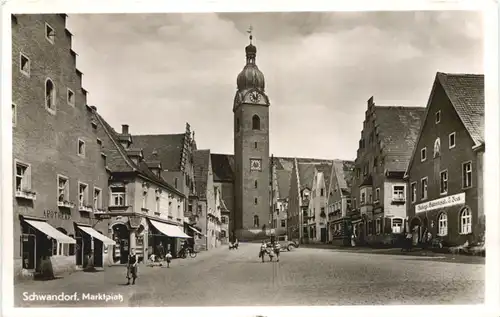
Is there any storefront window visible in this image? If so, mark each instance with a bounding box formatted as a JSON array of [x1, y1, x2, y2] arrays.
[[392, 218, 403, 233]]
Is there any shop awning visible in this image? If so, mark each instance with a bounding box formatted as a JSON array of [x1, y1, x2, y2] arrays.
[[77, 225, 116, 246], [189, 225, 204, 236], [150, 220, 191, 239], [24, 219, 76, 244]]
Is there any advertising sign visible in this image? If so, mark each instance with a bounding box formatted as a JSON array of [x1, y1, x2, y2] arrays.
[[415, 193, 466, 213]]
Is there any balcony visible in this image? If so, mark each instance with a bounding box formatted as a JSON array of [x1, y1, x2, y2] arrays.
[[58, 200, 75, 209], [108, 205, 130, 212], [94, 208, 107, 214], [15, 189, 37, 201], [79, 204, 93, 213]]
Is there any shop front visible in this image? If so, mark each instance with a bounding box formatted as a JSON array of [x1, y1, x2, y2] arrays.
[[74, 223, 116, 269], [148, 219, 191, 258], [19, 216, 76, 278]]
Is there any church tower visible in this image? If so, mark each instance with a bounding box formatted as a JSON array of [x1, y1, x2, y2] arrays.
[[233, 30, 270, 240]]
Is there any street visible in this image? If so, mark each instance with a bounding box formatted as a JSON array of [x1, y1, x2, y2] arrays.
[[14, 243, 484, 307]]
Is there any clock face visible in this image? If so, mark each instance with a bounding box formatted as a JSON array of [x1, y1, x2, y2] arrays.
[[250, 159, 262, 171], [249, 91, 261, 103]]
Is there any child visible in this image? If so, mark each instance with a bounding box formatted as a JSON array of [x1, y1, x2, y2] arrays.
[[165, 251, 172, 268]]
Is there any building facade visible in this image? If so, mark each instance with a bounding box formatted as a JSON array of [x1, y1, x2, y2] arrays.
[[12, 14, 114, 280], [270, 168, 292, 237], [350, 97, 425, 246], [327, 160, 354, 245], [405, 72, 485, 247], [93, 119, 189, 262], [233, 35, 271, 240], [305, 164, 332, 243]]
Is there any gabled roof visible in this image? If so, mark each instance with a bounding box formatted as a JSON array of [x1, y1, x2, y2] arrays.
[[437, 72, 484, 146], [132, 134, 186, 171], [193, 150, 211, 200], [276, 169, 292, 199], [297, 163, 317, 190], [405, 72, 484, 177], [315, 163, 333, 191], [332, 159, 355, 191], [93, 113, 183, 196], [375, 106, 426, 172]]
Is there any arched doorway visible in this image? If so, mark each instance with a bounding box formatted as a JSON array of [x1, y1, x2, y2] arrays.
[[112, 223, 130, 264]]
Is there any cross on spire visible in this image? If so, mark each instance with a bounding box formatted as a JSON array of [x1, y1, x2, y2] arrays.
[[247, 25, 253, 44]]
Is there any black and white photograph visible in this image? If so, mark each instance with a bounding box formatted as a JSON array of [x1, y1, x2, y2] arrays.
[[1, 0, 499, 316]]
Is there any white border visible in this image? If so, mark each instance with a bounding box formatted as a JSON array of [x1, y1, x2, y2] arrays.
[[2, 1, 499, 317]]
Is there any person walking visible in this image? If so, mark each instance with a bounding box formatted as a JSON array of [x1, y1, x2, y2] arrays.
[[274, 240, 281, 262], [165, 251, 172, 268], [259, 240, 267, 262], [157, 242, 165, 261], [126, 250, 138, 285]]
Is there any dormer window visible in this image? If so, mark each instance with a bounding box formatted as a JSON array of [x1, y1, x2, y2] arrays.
[[45, 23, 55, 43], [435, 110, 441, 124]]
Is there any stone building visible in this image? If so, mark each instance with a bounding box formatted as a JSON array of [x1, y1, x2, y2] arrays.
[[305, 163, 333, 243], [132, 125, 200, 238], [327, 160, 355, 245], [350, 97, 425, 246], [92, 118, 190, 262], [12, 14, 114, 280], [404, 72, 484, 247]]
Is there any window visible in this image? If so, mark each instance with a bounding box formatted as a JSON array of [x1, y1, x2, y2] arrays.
[[54, 228, 70, 256], [253, 215, 259, 227], [236, 118, 240, 133], [353, 198, 357, 209], [460, 207, 472, 234], [174, 178, 178, 188], [375, 188, 380, 202], [440, 170, 448, 195], [67, 88, 75, 106], [57, 175, 69, 203], [77, 139, 85, 157], [110, 187, 126, 206], [410, 182, 417, 203], [421, 177, 428, 200], [252, 115, 260, 130], [392, 218, 403, 233], [361, 193, 365, 204], [320, 188, 324, 196], [78, 183, 88, 207], [375, 219, 381, 235], [222, 217, 226, 224], [449, 132, 456, 149], [254, 197, 258, 205], [20, 53, 30, 76], [254, 180, 258, 189], [12, 103, 17, 127], [93, 187, 102, 210], [197, 205, 202, 214], [142, 189, 148, 209], [393, 186, 405, 201], [368, 221, 373, 235], [420, 147, 427, 162], [154, 195, 160, 214], [45, 23, 55, 43], [435, 110, 441, 124], [97, 138, 102, 147], [438, 213, 448, 236], [433, 137, 441, 158], [281, 219, 286, 227], [45, 79, 56, 111], [254, 142, 257, 149], [15, 161, 31, 192], [463, 161, 472, 188]]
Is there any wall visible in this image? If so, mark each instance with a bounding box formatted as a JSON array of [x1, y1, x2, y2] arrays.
[[12, 14, 111, 279]]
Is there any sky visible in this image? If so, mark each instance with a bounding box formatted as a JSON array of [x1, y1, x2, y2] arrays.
[[66, 11, 484, 161]]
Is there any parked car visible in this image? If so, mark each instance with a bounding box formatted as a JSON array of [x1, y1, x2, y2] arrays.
[[276, 235, 299, 251]]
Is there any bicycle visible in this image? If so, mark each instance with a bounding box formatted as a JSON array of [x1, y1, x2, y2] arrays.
[[178, 247, 197, 259]]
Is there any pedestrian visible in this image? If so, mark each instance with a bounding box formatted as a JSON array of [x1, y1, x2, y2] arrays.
[[259, 240, 267, 262], [274, 241, 281, 262], [165, 251, 172, 268], [157, 242, 165, 261], [351, 232, 357, 247], [126, 250, 138, 285]]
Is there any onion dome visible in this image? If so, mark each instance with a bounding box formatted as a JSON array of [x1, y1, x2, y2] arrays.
[[236, 34, 265, 91]]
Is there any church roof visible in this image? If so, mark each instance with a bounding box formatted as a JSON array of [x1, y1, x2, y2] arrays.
[[193, 150, 211, 200], [131, 134, 186, 171], [211, 153, 235, 182], [276, 169, 292, 199]]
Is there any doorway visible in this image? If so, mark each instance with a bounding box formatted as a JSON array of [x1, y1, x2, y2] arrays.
[[320, 228, 327, 243], [113, 224, 130, 264]]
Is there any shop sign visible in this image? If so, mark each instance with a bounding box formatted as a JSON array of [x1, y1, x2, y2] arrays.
[[43, 209, 71, 220], [415, 193, 466, 214]]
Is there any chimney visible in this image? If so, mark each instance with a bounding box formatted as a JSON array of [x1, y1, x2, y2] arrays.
[[90, 105, 97, 112], [122, 124, 129, 135]]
